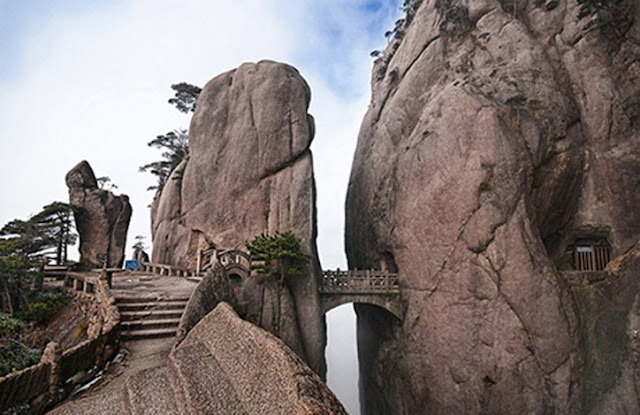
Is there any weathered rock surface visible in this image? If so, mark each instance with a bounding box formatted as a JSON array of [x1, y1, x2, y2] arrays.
[[346, 0, 639, 413], [570, 244, 640, 414], [151, 60, 325, 375], [176, 262, 308, 361], [125, 303, 345, 415], [66, 161, 132, 270]]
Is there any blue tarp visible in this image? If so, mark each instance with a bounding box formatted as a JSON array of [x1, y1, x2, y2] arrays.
[[125, 260, 139, 270]]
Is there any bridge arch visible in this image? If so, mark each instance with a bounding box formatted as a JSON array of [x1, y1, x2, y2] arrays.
[[320, 295, 403, 320], [318, 269, 403, 320]]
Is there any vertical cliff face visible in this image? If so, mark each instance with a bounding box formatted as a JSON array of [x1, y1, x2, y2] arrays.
[[151, 60, 326, 376], [66, 160, 132, 270], [346, 0, 639, 413]]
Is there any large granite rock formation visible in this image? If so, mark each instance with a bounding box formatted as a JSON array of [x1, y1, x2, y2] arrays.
[[66, 161, 132, 270], [346, 1, 639, 413], [150, 60, 325, 376], [124, 303, 346, 415]]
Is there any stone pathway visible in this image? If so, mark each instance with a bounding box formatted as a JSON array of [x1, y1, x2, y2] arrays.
[[47, 273, 195, 414], [48, 338, 173, 414]]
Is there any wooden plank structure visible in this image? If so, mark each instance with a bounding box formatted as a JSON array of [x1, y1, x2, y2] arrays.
[[574, 244, 611, 271]]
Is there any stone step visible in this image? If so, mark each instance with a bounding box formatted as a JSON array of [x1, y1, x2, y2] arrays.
[[115, 296, 190, 304], [186, 276, 203, 283], [121, 327, 177, 340], [120, 309, 184, 321], [121, 318, 181, 331], [117, 301, 188, 312]]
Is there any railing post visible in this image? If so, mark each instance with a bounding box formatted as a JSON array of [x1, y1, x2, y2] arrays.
[[41, 341, 62, 402]]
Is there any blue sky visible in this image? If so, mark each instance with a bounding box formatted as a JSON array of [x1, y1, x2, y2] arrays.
[[0, 0, 123, 79], [0, 1, 402, 412]]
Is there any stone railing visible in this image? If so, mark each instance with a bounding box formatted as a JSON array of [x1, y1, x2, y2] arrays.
[[139, 262, 192, 277], [0, 270, 120, 413], [64, 271, 99, 295], [318, 269, 401, 295]]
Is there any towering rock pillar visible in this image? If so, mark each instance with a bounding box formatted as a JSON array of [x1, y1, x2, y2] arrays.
[[66, 160, 132, 270], [151, 60, 326, 376], [346, 0, 638, 413]]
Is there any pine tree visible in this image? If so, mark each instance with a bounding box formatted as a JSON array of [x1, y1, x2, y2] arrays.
[[31, 202, 78, 265], [140, 82, 200, 192]]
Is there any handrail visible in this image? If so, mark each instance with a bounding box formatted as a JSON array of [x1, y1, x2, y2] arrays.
[[64, 271, 100, 295], [139, 262, 192, 278], [0, 270, 120, 412], [318, 269, 400, 294]]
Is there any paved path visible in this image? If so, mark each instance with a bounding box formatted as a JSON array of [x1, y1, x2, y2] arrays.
[[111, 272, 195, 301], [47, 273, 195, 414]]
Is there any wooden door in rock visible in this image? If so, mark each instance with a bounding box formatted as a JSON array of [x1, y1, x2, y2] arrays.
[[573, 239, 611, 271]]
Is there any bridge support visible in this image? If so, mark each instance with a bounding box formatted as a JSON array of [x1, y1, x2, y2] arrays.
[[320, 295, 404, 320], [318, 269, 403, 319]]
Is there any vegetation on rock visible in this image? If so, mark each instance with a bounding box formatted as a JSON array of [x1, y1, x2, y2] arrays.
[[140, 82, 200, 191], [96, 176, 118, 190], [246, 232, 310, 283], [577, 0, 625, 20], [139, 128, 189, 191], [22, 291, 69, 324]]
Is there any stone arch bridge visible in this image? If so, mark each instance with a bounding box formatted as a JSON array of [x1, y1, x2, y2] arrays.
[[192, 249, 403, 319], [317, 269, 402, 319]]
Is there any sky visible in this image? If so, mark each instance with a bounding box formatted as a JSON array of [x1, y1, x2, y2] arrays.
[[0, 1, 402, 413]]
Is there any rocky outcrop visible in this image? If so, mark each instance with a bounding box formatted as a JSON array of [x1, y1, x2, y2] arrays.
[[66, 161, 132, 270], [570, 244, 640, 414], [124, 303, 346, 415], [346, 0, 639, 413], [151, 61, 325, 376], [176, 261, 309, 361]]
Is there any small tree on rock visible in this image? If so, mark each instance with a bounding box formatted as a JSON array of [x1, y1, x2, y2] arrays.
[[141, 82, 200, 192], [168, 82, 202, 114], [246, 232, 310, 284], [96, 176, 118, 190]]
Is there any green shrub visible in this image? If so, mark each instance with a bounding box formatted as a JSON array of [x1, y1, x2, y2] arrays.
[[0, 314, 25, 338], [246, 232, 311, 282], [0, 341, 41, 377], [505, 94, 527, 106], [23, 291, 69, 324], [479, 181, 492, 192], [483, 375, 496, 386]]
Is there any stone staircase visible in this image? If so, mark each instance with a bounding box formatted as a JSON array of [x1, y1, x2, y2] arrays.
[[122, 303, 346, 415], [186, 273, 204, 284], [116, 296, 189, 340]]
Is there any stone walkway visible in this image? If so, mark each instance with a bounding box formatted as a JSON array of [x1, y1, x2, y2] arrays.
[[111, 272, 195, 300], [47, 273, 195, 414]]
